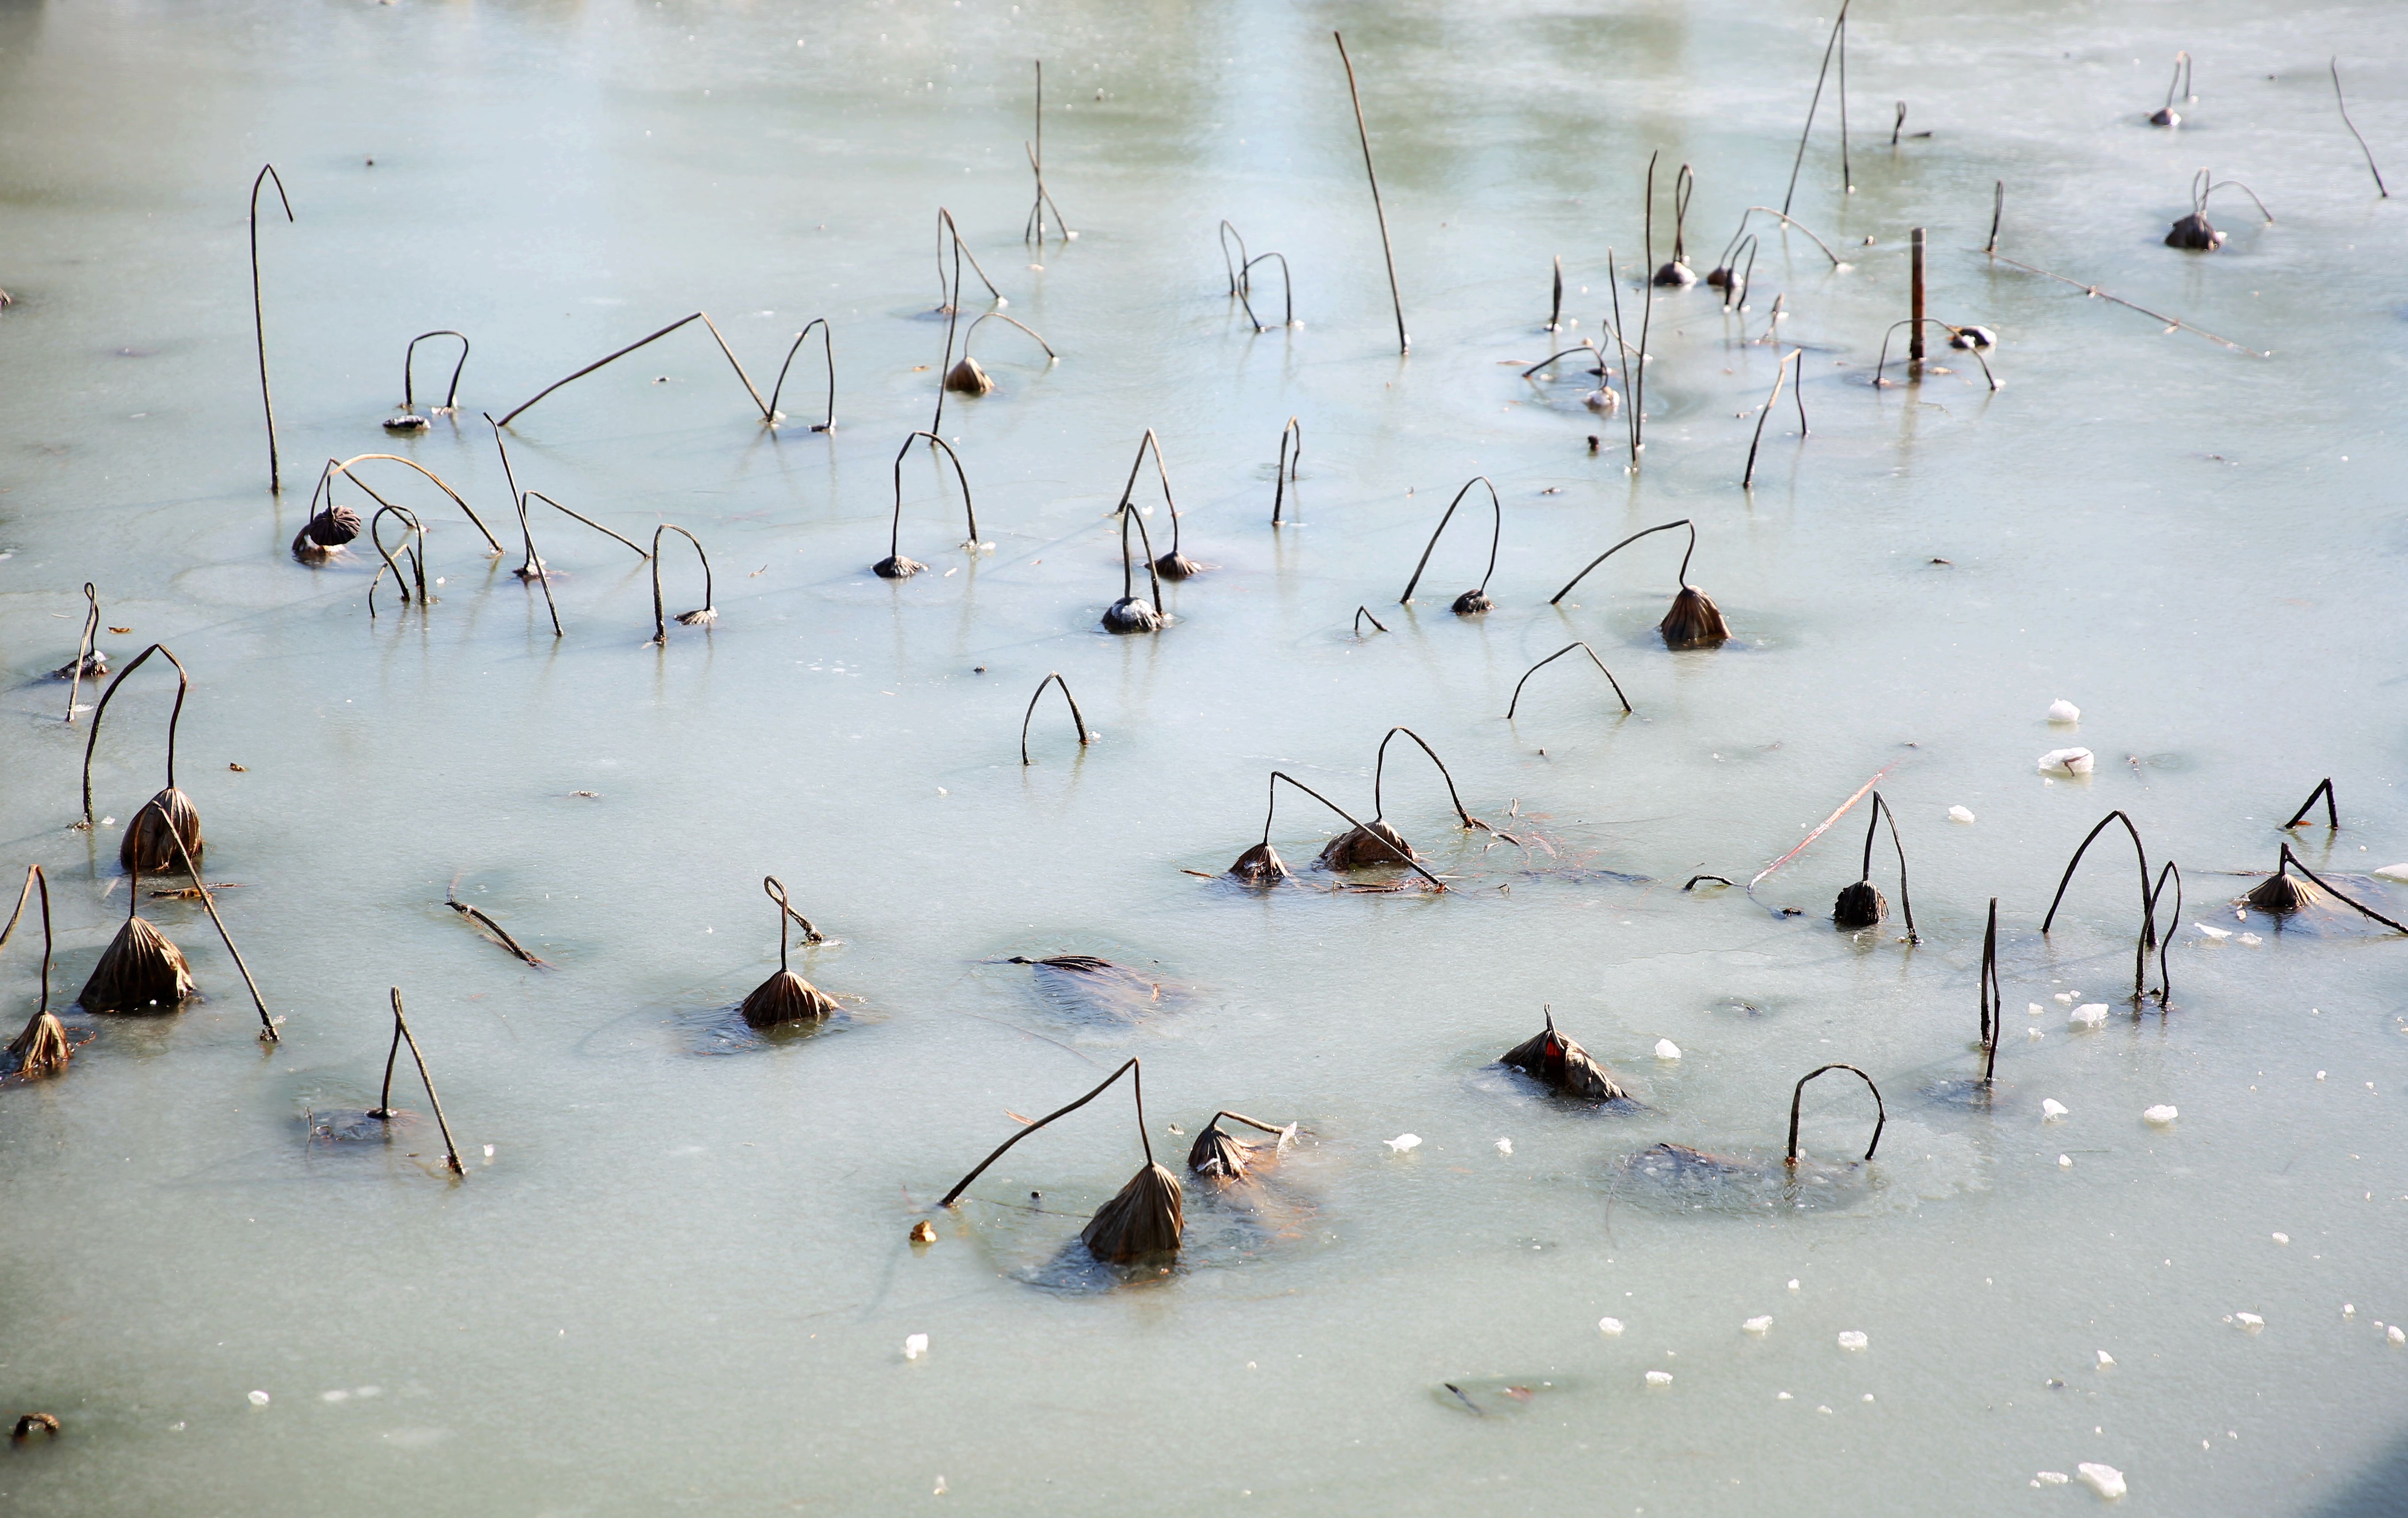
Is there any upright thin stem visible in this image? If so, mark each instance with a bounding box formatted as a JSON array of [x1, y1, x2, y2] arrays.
[[1781, 1, 1851, 216], [66, 583, 99, 725], [389, 988, 463, 1175], [1334, 32, 1407, 354], [1978, 898, 2001, 1083], [1114, 430, 1181, 555], [2333, 59, 2389, 197], [1742, 349, 1802, 488], [1271, 417, 1303, 526], [250, 165, 294, 493]]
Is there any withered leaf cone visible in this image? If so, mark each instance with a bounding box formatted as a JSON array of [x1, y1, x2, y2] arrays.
[[1499, 1022, 1628, 1101], [1659, 585, 1730, 649], [1188, 1124, 1254, 1181], [303, 504, 362, 548], [2245, 871, 2315, 915], [741, 969, 837, 1028], [1152, 551, 1204, 581], [79, 915, 194, 1013], [1316, 819, 1413, 871], [1102, 596, 1161, 634], [944, 356, 995, 395], [6, 1009, 71, 1080], [874, 554, 928, 580], [121, 789, 202, 877], [1450, 589, 1494, 616], [1080, 1161, 1183, 1262], [1228, 842, 1289, 885], [1833, 880, 1888, 929], [2165, 213, 2224, 250]]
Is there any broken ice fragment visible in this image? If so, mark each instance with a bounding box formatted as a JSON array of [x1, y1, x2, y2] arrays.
[[1385, 1134, 1422, 1153], [1495, 1137, 1513, 1155], [2059, 1154, 2074, 1168], [2195, 922, 2230, 941], [2042, 1099, 2069, 1121], [2143, 1104, 2178, 1125], [2055, 993, 2077, 1004], [1837, 1331, 1868, 1351], [2037, 748, 2095, 776], [2048, 699, 2081, 723], [2076, 1463, 2127, 1499], [1743, 1316, 1773, 1335], [2070, 1004, 2109, 1029], [2374, 864, 2408, 884], [2029, 1002, 2045, 1016], [2036, 1471, 2070, 1485], [904, 1333, 929, 1360], [2233, 1312, 2264, 1331], [1653, 1039, 1681, 1060], [1948, 805, 1976, 824], [2271, 1233, 2289, 1245], [2237, 933, 2262, 946], [2389, 1326, 2405, 1346], [247, 1390, 270, 1407], [1788, 1279, 1800, 1292], [1598, 1317, 1626, 1336], [2096, 1350, 2115, 1368], [1645, 1370, 1672, 1387]]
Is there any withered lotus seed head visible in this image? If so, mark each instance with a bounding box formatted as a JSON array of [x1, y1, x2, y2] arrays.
[[2165, 213, 2224, 250], [79, 915, 194, 1013], [874, 554, 929, 580], [305, 504, 363, 546], [1102, 596, 1161, 634], [740, 968, 837, 1029], [2149, 106, 2180, 127], [1704, 266, 1734, 289], [944, 356, 995, 395], [909, 1219, 937, 1244], [1583, 387, 1620, 414], [674, 607, 718, 627], [1152, 551, 1204, 582], [2244, 872, 2314, 915], [1188, 1124, 1253, 1181], [6, 1009, 72, 1081], [1652, 260, 1698, 288], [1079, 1161, 1183, 1263], [1658, 585, 1731, 649], [1228, 842, 1289, 885], [1450, 589, 1494, 617], [121, 789, 202, 877], [1315, 819, 1414, 872], [53, 650, 106, 680], [1833, 879, 1888, 929], [382, 413, 430, 433]]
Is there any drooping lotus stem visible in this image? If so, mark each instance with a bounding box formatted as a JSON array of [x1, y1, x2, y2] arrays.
[[948, 311, 1057, 397], [1022, 61, 1073, 243], [741, 875, 835, 1027], [1236, 770, 1445, 889], [1786, 1063, 1883, 1166], [1270, 417, 1304, 526], [766, 318, 835, 431], [484, 415, 561, 635], [1652, 164, 1698, 286], [1373, 727, 1484, 833], [938, 1057, 1181, 1263], [1873, 319, 1998, 390], [150, 807, 277, 1040], [1747, 760, 1902, 915], [250, 164, 294, 493], [877, 431, 978, 580], [1519, 341, 1607, 382], [292, 463, 363, 556], [2332, 59, 2389, 197], [526, 493, 651, 560], [1505, 642, 1631, 719], [1, 865, 69, 1080], [1499, 1004, 1628, 1100], [64, 582, 101, 724], [1350, 606, 1388, 636], [1187, 1110, 1295, 1180], [1333, 31, 1407, 354], [1548, 518, 1729, 649], [445, 882, 551, 967], [1976, 897, 2002, 1085], [366, 505, 429, 618], [1398, 476, 1500, 615], [369, 988, 463, 1175], [495, 312, 774, 429], [1103, 502, 1166, 634], [1020, 672, 1093, 766], [2147, 862, 2183, 1004], [1780, 0, 1851, 216], [1712, 208, 1847, 275], [2283, 778, 2339, 830], [649, 526, 716, 642], [81, 643, 202, 877], [78, 852, 194, 1014], [1219, 221, 1251, 296], [929, 207, 1003, 436], [2151, 50, 2193, 126], [2247, 843, 2406, 933], [1831, 792, 1918, 941], [1742, 348, 1810, 488], [2041, 811, 2162, 1002], [398, 329, 469, 421], [1234, 252, 1294, 332], [1312, 729, 1490, 869], [317, 453, 504, 555], [1113, 429, 1200, 581], [1711, 234, 1760, 311]]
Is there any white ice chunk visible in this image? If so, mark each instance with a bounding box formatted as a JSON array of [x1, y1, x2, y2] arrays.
[[1787, 1279, 1801, 1292], [247, 1391, 270, 1407], [1598, 1317, 1626, 1336], [1743, 1316, 1773, 1335], [2237, 933, 2262, 946], [904, 1333, 929, 1360], [1384, 1133, 1421, 1152], [2029, 1002, 2045, 1016], [2042, 1099, 2069, 1121], [2195, 922, 2230, 941], [1837, 1331, 1869, 1351], [2272, 1233, 2289, 1245], [2077, 1463, 2127, 1499], [1654, 1039, 1682, 1060], [2233, 1312, 2264, 1331], [2038, 747, 2095, 775], [2048, 699, 2082, 723], [1949, 805, 1976, 824], [1495, 1137, 1513, 1155], [2143, 1104, 2178, 1125], [2059, 1154, 2074, 1168], [2374, 863, 2408, 884], [2070, 1003, 2110, 1029], [2390, 1326, 2405, 1346], [2036, 1471, 2070, 1485], [2055, 992, 2077, 1004], [2096, 1350, 2115, 1368], [1645, 1370, 1672, 1386]]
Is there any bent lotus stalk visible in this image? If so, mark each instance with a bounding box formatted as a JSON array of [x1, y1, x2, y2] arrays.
[[938, 1057, 1182, 1264], [495, 311, 774, 429], [1020, 672, 1093, 766], [2332, 58, 2389, 197], [1874, 319, 1999, 390], [1780, 0, 1852, 216], [2283, 778, 2339, 830], [249, 164, 294, 493], [1652, 164, 1698, 286], [2246, 843, 2405, 933], [1235, 252, 1294, 332], [389, 330, 469, 429], [63, 583, 102, 723], [2041, 810, 2165, 1001], [741, 876, 836, 1028], [1114, 429, 1201, 581], [948, 311, 1057, 397], [1350, 606, 1388, 636], [1977, 897, 2002, 1084], [2, 866, 69, 1080], [1397, 476, 1500, 615], [317, 453, 504, 555], [649, 526, 717, 642], [1505, 642, 1631, 719], [1022, 62, 1073, 244], [81, 644, 203, 877], [157, 811, 278, 1040], [766, 318, 836, 431], [1741, 348, 1808, 487], [1333, 31, 1407, 354], [366, 505, 429, 618], [1548, 518, 1729, 649], [876, 431, 978, 580], [1188, 1110, 1294, 1181], [2150, 50, 2193, 127], [1235, 770, 1445, 889], [371, 988, 464, 1175], [1787, 1063, 1884, 1166], [445, 886, 550, 968]]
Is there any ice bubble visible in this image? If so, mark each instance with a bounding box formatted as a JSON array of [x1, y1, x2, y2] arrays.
[[1598, 1317, 1626, 1336], [1837, 1331, 1868, 1351], [2038, 748, 2095, 776], [2048, 699, 2082, 723], [2070, 1004, 2109, 1029], [1949, 805, 1976, 823], [904, 1333, 929, 1360], [1645, 1370, 1673, 1387], [1654, 1039, 1682, 1060], [2077, 1463, 2127, 1500], [2143, 1104, 2178, 1125], [2042, 1099, 2069, 1121], [1384, 1133, 1421, 1152], [1777, 1390, 1793, 1400], [1743, 1316, 1773, 1336]]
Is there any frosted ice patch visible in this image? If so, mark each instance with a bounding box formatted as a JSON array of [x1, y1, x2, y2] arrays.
[[2077, 1463, 2127, 1499], [1384, 1133, 1421, 1152], [2048, 699, 2082, 723], [1654, 1039, 1682, 1060], [2070, 1003, 2109, 1029], [1837, 1331, 1868, 1351], [2143, 1104, 2178, 1125], [2037, 747, 2095, 776], [1598, 1317, 1626, 1336], [1948, 805, 1976, 823], [1743, 1316, 1773, 1335], [2042, 1099, 2069, 1121]]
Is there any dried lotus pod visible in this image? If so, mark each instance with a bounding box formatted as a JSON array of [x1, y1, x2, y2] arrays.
[[1153, 550, 1204, 581], [2165, 212, 2223, 250], [1102, 501, 1165, 635], [54, 652, 106, 681], [80, 912, 194, 1014], [878, 432, 980, 582], [2149, 52, 2191, 128], [1948, 326, 1998, 351], [1317, 819, 1414, 870], [6, 1009, 70, 1080], [1652, 164, 1699, 289], [382, 412, 430, 433], [1398, 477, 1500, 616], [1112, 430, 1206, 583], [1651, 260, 1696, 288], [874, 554, 928, 580], [1499, 1006, 1628, 1101], [1832, 879, 1887, 928], [1080, 1161, 1184, 1262], [1102, 596, 1162, 633], [740, 875, 835, 1028], [2240, 845, 2405, 931], [909, 1219, 937, 1244], [1450, 589, 1494, 616], [121, 786, 203, 877], [1658, 585, 1730, 649], [944, 355, 994, 395], [1186, 1110, 1294, 1182], [295, 502, 363, 552], [1226, 842, 1289, 884], [1832, 793, 1917, 940]]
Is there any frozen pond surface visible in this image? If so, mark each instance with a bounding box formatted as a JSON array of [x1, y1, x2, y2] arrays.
[[3, 0, 2408, 1512]]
